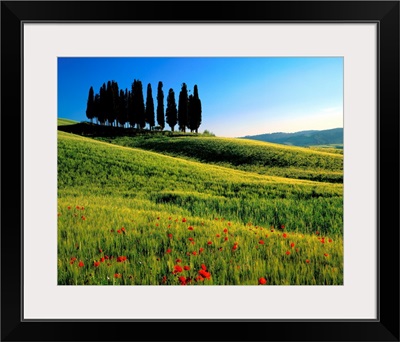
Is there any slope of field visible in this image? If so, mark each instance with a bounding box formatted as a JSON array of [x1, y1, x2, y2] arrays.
[[58, 118, 78, 126], [94, 135, 343, 183], [58, 131, 343, 285]]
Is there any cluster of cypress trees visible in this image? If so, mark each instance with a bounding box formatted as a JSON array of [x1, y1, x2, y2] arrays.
[[86, 80, 202, 132]]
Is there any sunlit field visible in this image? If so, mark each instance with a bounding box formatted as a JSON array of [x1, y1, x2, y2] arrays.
[[58, 129, 343, 285]]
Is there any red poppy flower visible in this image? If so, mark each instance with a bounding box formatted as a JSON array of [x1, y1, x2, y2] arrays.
[[216, 234, 220, 237], [232, 244, 238, 251], [168, 217, 172, 220], [188, 226, 194, 231], [219, 247, 223, 251], [192, 251, 197, 255], [184, 265, 190, 270], [271, 229, 274, 232], [188, 237, 194, 241], [265, 234, 269, 238], [70, 257, 77, 262], [281, 224, 285, 230], [286, 251, 291, 255], [121, 227, 125, 232], [316, 231, 320, 235], [67, 206, 71, 210], [207, 241, 212, 245], [175, 258, 182, 263], [283, 233, 288, 238], [162, 276, 167, 283], [228, 222, 231, 226], [182, 218, 187, 223], [168, 234, 173, 239], [173, 265, 183, 273], [81, 216, 86, 221], [201, 264, 207, 271], [306, 259, 310, 263], [76, 206, 80, 210], [224, 237, 228, 241], [93, 261, 100, 267], [78, 261, 84, 267], [166, 249, 171, 254], [178, 276, 187, 285], [223, 228, 228, 233], [198, 269, 211, 279], [290, 242, 295, 248], [329, 239, 333, 243], [259, 240, 264, 245], [100, 257, 105, 263], [156, 223, 159, 227], [324, 253, 329, 257], [114, 273, 121, 279], [117, 229, 121, 234], [117, 256, 127, 262], [258, 277, 267, 285], [199, 247, 204, 254], [191, 241, 195, 245], [320, 238, 325, 243], [196, 275, 204, 282]]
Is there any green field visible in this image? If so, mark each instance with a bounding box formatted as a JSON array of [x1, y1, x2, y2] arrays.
[[58, 126, 343, 285], [58, 118, 78, 126]]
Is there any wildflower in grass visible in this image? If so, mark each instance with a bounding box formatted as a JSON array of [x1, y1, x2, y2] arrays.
[[168, 217, 172, 220], [168, 233, 173, 239], [57, 212, 61, 217], [290, 242, 295, 248], [78, 261, 84, 267], [76, 206, 80, 210], [316, 231, 320, 235], [271, 229, 274, 232], [281, 224, 285, 230], [173, 265, 183, 274], [219, 247, 223, 251], [196, 275, 204, 282], [295, 248, 299, 252], [182, 218, 187, 223], [320, 238, 325, 243], [184, 265, 190, 271], [162, 276, 167, 283], [188, 226, 194, 231], [100, 257, 105, 263], [286, 251, 291, 255], [114, 273, 121, 279], [201, 264, 207, 271], [93, 261, 100, 267], [198, 269, 211, 280], [81, 216, 86, 221], [329, 239, 333, 243], [207, 241, 212, 245], [166, 249, 171, 254], [192, 251, 197, 256], [178, 276, 187, 285], [228, 222, 231, 226], [199, 247, 204, 254], [167, 224, 171, 228], [265, 234, 269, 238], [67, 206, 71, 210], [156, 223, 159, 227], [110, 229, 114, 233], [259, 240, 264, 245], [117, 229, 121, 234], [215, 218, 219, 221], [216, 234, 220, 237], [232, 244, 238, 251], [283, 233, 288, 238], [224, 237, 228, 241], [306, 259, 310, 263], [105, 255, 109, 260], [188, 237, 194, 241], [258, 277, 267, 285], [175, 258, 182, 263], [70, 257, 76, 265], [121, 227, 125, 232], [191, 241, 195, 245], [157, 217, 160, 220], [324, 253, 329, 257], [117, 256, 127, 263], [223, 228, 228, 233]]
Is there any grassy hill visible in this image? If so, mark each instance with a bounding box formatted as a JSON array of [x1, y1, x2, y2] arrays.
[[58, 118, 78, 126], [241, 127, 343, 147], [57, 129, 343, 285], [94, 135, 343, 183]]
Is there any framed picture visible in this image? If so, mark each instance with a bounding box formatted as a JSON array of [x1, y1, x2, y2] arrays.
[[1, 1, 399, 341]]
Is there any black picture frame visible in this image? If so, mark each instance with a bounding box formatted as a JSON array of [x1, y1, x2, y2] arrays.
[[1, 1, 399, 341]]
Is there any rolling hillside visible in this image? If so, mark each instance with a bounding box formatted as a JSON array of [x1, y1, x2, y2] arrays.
[[241, 127, 343, 147]]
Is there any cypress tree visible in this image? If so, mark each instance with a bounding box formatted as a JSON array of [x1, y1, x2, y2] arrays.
[[132, 79, 145, 129], [193, 85, 202, 133], [98, 83, 107, 125], [93, 93, 100, 125], [156, 81, 165, 130], [178, 83, 188, 132], [117, 89, 127, 127], [127, 90, 134, 128], [145, 83, 155, 130], [86, 86, 95, 124], [165, 88, 177, 132]]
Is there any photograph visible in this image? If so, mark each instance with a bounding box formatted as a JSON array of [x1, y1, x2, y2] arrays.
[[57, 56, 344, 286]]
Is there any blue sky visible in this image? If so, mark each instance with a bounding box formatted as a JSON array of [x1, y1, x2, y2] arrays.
[[58, 57, 343, 138]]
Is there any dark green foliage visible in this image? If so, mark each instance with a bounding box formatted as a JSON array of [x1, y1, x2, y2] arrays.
[[156, 81, 165, 130], [188, 85, 202, 133], [117, 89, 128, 127], [145, 83, 155, 130], [165, 88, 177, 132], [132, 80, 146, 129], [85, 86, 95, 123], [178, 83, 188, 132], [98, 83, 107, 125]]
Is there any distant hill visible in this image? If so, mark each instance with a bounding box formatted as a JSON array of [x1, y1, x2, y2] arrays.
[[241, 128, 343, 147]]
